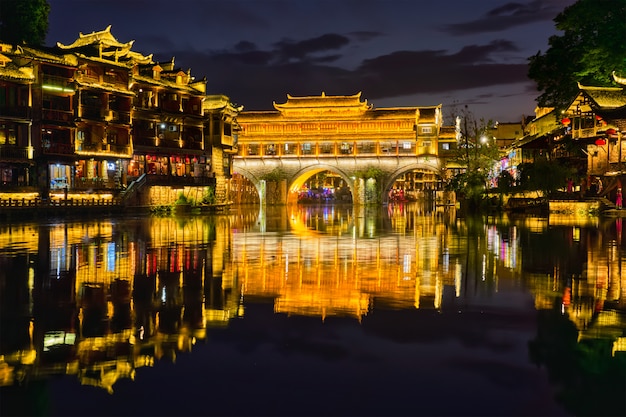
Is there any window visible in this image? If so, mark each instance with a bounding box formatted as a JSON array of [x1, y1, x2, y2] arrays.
[[421, 126, 432, 134], [442, 143, 450, 150]]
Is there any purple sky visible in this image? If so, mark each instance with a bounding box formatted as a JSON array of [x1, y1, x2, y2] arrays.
[[46, 0, 576, 123]]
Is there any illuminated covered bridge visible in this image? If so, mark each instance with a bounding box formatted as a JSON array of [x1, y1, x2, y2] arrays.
[[232, 92, 459, 205]]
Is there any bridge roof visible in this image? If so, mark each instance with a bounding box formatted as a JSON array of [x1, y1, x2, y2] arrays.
[[273, 92, 371, 112], [240, 95, 441, 124]]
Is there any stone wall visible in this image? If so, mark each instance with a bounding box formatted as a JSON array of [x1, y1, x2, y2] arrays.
[[148, 186, 213, 206], [549, 199, 603, 215]]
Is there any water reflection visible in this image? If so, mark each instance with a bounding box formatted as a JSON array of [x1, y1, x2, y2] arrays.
[[0, 204, 624, 416]]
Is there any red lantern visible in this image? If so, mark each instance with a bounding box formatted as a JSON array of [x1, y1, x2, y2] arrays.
[[561, 118, 571, 125], [606, 128, 617, 135], [595, 138, 606, 146], [595, 115, 603, 120]]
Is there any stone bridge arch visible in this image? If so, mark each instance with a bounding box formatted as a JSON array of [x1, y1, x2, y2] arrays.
[[286, 164, 354, 204], [233, 159, 358, 205], [232, 155, 446, 205], [381, 158, 442, 204]]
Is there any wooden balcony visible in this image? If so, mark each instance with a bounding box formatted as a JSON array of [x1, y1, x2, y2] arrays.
[[42, 109, 74, 123], [572, 127, 598, 139], [133, 136, 157, 147], [221, 135, 234, 147], [80, 106, 105, 121], [0, 105, 31, 119], [43, 142, 74, 155], [42, 75, 74, 92], [78, 143, 131, 156], [107, 110, 131, 124], [0, 146, 30, 159]]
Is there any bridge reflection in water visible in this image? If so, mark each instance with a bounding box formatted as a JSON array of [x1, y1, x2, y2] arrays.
[[0, 204, 624, 416]]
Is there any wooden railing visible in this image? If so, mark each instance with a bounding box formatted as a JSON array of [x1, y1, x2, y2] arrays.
[[0, 146, 30, 159], [572, 127, 597, 139], [0, 105, 31, 119]]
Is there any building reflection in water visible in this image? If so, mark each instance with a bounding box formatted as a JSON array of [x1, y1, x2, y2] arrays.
[[0, 204, 624, 403]]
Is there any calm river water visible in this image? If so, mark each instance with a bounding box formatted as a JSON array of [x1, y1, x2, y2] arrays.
[[0, 203, 624, 416]]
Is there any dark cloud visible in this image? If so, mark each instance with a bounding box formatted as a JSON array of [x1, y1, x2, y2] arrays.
[[273, 33, 351, 63], [354, 40, 526, 98], [442, 0, 564, 35], [234, 41, 257, 53], [349, 31, 385, 42], [171, 36, 529, 111]]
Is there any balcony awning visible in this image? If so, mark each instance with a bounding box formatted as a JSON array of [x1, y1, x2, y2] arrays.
[[515, 134, 547, 149]]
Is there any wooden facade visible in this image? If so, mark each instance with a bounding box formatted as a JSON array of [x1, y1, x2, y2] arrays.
[[0, 27, 239, 203]]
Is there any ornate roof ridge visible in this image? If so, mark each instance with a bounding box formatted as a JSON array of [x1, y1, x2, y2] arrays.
[[577, 81, 623, 92], [57, 25, 133, 50], [613, 71, 626, 86], [273, 92, 371, 111]]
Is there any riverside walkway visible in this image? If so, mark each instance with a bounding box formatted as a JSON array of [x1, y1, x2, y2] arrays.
[[0, 195, 125, 219]]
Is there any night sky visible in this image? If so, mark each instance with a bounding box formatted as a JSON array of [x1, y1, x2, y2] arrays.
[[46, 0, 576, 123]]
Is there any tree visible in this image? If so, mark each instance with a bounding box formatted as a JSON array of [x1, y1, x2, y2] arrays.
[[0, 0, 50, 46], [518, 158, 575, 198], [260, 167, 287, 204], [355, 166, 385, 203], [528, 0, 626, 112], [446, 105, 500, 210]]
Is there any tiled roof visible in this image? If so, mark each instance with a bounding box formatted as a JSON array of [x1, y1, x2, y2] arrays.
[[578, 84, 626, 109], [19, 46, 77, 66], [132, 74, 205, 95], [0, 61, 35, 81], [75, 79, 134, 95]]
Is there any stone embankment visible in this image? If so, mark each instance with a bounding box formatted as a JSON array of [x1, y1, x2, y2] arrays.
[[0, 197, 130, 219], [549, 197, 625, 217]]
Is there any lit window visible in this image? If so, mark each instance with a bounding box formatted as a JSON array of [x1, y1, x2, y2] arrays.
[[421, 126, 432, 134]]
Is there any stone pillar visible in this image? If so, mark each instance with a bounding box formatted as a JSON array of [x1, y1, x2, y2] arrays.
[[258, 180, 266, 206], [352, 177, 366, 205]]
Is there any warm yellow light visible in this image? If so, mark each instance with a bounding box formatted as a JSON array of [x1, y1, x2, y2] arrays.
[[42, 84, 74, 93]]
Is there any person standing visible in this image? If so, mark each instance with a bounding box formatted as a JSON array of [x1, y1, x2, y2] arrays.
[[617, 187, 623, 209]]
